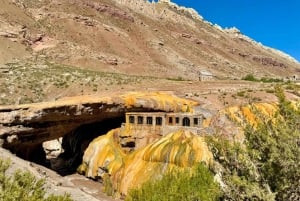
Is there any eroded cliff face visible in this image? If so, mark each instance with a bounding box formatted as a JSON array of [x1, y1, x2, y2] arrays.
[[79, 129, 213, 195]]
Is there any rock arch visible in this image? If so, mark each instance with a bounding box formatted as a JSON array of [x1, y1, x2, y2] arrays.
[[0, 92, 198, 174]]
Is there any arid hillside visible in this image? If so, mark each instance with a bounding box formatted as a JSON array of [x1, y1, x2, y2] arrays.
[[1, 0, 300, 105], [1, 0, 300, 78]]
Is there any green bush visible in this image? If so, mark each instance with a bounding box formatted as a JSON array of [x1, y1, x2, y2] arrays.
[[245, 86, 300, 201], [260, 77, 282, 83], [0, 158, 72, 201], [126, 163, 221, 201], [242, 74, 258, 82], [206, 136, 275, 200], [242, 74, 283, 83]]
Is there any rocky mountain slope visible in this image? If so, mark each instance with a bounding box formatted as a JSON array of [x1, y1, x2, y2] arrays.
[[1, 0, 299, 80], [1, 0, 300, 106]]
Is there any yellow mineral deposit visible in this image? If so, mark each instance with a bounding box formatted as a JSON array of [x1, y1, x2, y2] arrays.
[[225, 103, 278, 127], [78, 129, 125, 178], [121, 92, 198, 112], [79, 129, 213, 195], [116, 130, 213, 195], [78, 94, 296, 197]]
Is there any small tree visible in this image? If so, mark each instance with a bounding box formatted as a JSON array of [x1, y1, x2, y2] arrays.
[[245, 86, 300, 201]]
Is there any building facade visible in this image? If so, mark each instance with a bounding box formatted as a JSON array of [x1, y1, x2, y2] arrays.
[[124, 112, 205, 136], [199, 70, 213, 81]]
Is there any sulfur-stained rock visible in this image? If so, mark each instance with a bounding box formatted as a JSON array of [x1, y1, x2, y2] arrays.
[[0, 91, 197, 157], [224, 102, 278, 127], [79, 129, 213, 196], [78, 129, 125, 179], [116, 130, 213, 195]]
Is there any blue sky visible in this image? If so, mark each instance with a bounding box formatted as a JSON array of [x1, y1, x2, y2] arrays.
[[171, 0, 300, 62]]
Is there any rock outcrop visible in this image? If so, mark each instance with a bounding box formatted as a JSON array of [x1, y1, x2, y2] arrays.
[[79, 129, 213, 196], [0, 92, 197, 164], [77, 102, 285, 196]]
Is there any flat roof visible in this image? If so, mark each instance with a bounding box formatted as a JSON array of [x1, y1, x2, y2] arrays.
[[126, 112, 203, 116], [199, 70, 213, 76]]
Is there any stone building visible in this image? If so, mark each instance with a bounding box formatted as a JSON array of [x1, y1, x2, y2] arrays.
[[124, 112, 205, 136], [290, 75, 299, 81], [199, 70, 213, 81]]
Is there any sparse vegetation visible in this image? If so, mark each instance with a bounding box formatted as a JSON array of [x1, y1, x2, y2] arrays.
[[265, 89, 275, 93], [284, 82, 300, 96], [242, 74, 283, 83], [242, 74, 258, 82], [0, 158, 72, 201], [125, 163, 221, 201], [0, 61, 154, 105], [166, 76, 186, 81], [236, 90, 246, 97], [207, 86, 300, 201], [260, 77, 283, 83]]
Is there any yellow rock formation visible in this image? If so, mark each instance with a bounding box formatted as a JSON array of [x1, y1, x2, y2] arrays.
[[120, 91, 198, 112], [78, 100, 300, 197], [78, 129, 125, 179], [79, 129, 212, 196], [117, 130, 212, 194], [225, 102, 278, 127]]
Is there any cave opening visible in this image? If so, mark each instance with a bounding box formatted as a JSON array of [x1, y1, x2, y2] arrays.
[[40, 115, 125, 176], [8, 108, 164, 176]]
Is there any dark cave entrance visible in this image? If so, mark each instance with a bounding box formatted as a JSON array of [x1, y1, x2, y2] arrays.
[[52, 116, 125, 176], [25, 116, 126, 176], [10, 108, 162, 176]]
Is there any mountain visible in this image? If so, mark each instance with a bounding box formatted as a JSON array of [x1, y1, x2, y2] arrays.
[[1, 0, 299, 81]]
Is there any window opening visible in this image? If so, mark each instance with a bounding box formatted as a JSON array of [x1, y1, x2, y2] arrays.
[[129, 116, 135, 124], [168, 117, 173, 124], [182, 117, 190, 127], [146, 117, 153, 125], [194, 118, 198, 125], [138, 116, 144, 124], [156, 117, 162, 125]]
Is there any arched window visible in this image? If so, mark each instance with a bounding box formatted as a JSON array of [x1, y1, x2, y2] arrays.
[[182, 117, 190, 127]]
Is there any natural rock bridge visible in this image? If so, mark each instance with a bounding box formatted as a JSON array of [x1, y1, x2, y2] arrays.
[[0, 92, 198, 172]]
